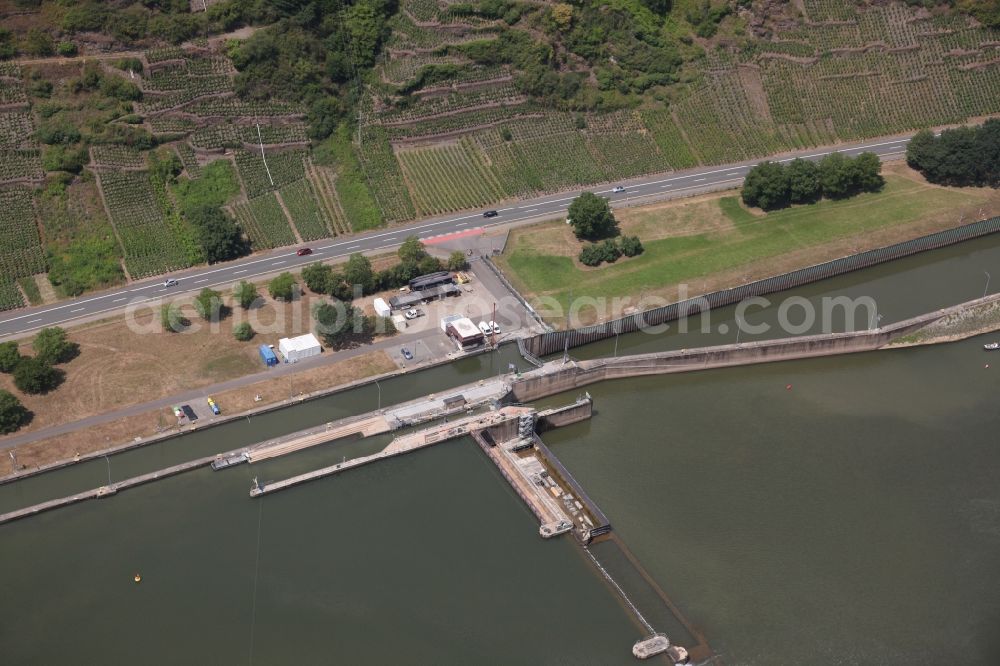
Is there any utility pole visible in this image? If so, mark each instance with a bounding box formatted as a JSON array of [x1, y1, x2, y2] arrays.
[[104, 455, 112, 486], [984, 271, 991, 299]]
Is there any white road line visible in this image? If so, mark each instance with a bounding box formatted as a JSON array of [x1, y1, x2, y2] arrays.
[[194, 279, 208, 284], [660, 184, 670, 188], [455, 222, 469, 227], [233, 270, 247, 274], [344, 244, 360, 249], [726, 172, 741, 176], [27, 318, 41, 323], [694, 178, 706, 182], [522, 208, 537, 213], [112, 297, 127, 303], [70, 307, 84, 313]]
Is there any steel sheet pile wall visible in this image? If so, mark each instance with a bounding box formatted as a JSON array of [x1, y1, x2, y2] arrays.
[[525, 216, 1000, 357]]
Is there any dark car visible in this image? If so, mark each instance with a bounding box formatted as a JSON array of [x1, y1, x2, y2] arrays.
[[296, 247, 313, 256], [401, 348, 413, 360], [482, 210, 498, 218]]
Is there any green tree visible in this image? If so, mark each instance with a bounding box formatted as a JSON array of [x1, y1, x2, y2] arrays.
[[851, 152, 885, 193], [187, 205, 247, 264], [314, 301, 373, 349], [194, 288, 225, 321], [786, 158, 821, 204], [0, 341, 22, 372], [447, 251, 468, 271], [302, 262, 334, 294], [13, 357, 63, 394], [818, 152, 856, 199], [161, 303, 184, 333], [0, 390, 30, 434], [567, 192, 618, 240], [233, 280, 259, 310], [233, 322, 255, 341], [344, 253, 375, 294], [398, 236, 428, 264], [741, 161, 790, 210], [33, 327, 78, 365], [23, 28, 54, 56], [578, 244, 603, 266], [418, 255, 443, 275], [268, 272, 297, 301]]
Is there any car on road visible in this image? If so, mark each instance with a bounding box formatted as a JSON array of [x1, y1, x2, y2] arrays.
[[401, 347, 413, 360], [482, 210, 498, 218], [611, 186, 625, 193], [404, 308, 422, 320], [296, 247, 313, 256], [478, 321, 492, 335], [489, 320, 501, 335], [163, 278, 179, 287]]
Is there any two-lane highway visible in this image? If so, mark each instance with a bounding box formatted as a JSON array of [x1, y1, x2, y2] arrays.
[[0, 133, 915, 339]]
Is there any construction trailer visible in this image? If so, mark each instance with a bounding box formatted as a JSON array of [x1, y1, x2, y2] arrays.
[[278, 333, 322, 363]]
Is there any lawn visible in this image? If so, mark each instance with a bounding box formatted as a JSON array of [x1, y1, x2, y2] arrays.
[[497, 167, 998, 327]]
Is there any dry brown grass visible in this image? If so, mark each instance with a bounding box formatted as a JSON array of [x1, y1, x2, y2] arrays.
[[11, 350, 396, 469]]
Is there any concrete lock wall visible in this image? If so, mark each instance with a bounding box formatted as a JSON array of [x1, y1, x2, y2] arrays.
[[536, 399, 593, 431]]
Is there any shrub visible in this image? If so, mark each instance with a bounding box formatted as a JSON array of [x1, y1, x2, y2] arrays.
[[194, 288, 225, 321], [268, 272, 297, 301], [13, 357, 63, 394], [302, 262, 334, 294], [598, 238, 621, 263], [619, 235, 644, 257], [447, 251, 468, 271], [0, 341, 21, 372], [233, 280, 259, 309], [579, 244, 604, 266], [233, 322, 255, 341], [161, 303, 185, 333], [56, 41, 78, 57]]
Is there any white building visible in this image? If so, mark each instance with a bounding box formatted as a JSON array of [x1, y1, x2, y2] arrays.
[[444, 316, 484, 350], [373, 297, 391, 318], [278, 333, 322, 363]]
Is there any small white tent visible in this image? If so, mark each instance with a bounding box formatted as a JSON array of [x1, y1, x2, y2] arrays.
[[373, 297, 391, 318], [278, 333, 322, 363]]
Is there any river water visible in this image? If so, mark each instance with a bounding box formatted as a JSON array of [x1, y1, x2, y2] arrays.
[[1, 236, 1000, 664]]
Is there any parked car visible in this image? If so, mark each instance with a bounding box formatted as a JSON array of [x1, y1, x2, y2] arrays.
[[296, 247, 313, 256], [401, 347, 413, 360], [489, 320, 501, 335], [405, 309, 421, 320], [163, 278, 179, 287], [611, 185, 625, 193], [482, 210, 498, 218], [478, 321, 492, 335]]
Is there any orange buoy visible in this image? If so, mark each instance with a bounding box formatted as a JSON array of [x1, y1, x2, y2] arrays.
[[133, 573, 142, 583], [785, 384, 793, 390]]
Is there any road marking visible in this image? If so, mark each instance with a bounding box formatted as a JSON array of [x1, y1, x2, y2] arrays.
[[194, 279, 208, 284], [660, 184, 670, 188], [694, 178, 706, 182], [271, 261, 285, 266], [455, 222, 469, 227], [344, 244, 360, 249], [70, 307, 84, 313], [112, 297, 127, 303], [27, 318, 41, 323], [233, 270, 247, 274], [522, 208, 537, 213], [726, 172, 741, 176]]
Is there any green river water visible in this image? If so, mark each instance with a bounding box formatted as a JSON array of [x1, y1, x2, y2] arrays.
[[2, 236, 1000, 664]]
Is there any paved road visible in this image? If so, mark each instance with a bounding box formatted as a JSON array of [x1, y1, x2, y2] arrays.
[[0, 133, 914, 339]]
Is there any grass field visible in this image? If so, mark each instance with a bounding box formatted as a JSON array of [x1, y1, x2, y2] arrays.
[[497, 167, 999, 326]]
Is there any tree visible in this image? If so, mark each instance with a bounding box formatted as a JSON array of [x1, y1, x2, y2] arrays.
[[418, 254, 443, 275], [233, 322, 255, 341], [233, 280, 259, 309], [786, 158, 821, 204], [398, 236, 428, 264], [194, 288, 225, 321], [13, 357, 63, 395], [817, 153, 856, 199], [161, 303, 184, 333], [302, 262, 334, 294], [741, 161, 790, 210], [33, 327, 78, 365], [579, 244, 603, 266], [447, 251, 468, 271], [567, 192, 618, 240], [188, 205, 247, 264], [268, 272, 297, 301], [0, 390, 30, 434], [344, 253, 375, 294], [551, 3, 574, 31], [0, 341, 21, 373], [598, 238, 621, 263], [314, 301, 373, 349], [851, 152, 885, 193]]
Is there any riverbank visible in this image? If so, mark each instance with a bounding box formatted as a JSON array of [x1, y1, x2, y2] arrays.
[[887, 297, 1000, 348], [498, 164, 999, 327]]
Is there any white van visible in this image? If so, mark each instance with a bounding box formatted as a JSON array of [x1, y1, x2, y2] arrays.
[[478, 321, 492, 335]]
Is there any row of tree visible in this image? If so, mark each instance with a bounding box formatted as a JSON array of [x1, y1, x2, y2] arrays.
[[579, 236, 643, 266], [0, 327, 80, 434], [741, 153, 884, 211], [906, 120, 1000, 188]]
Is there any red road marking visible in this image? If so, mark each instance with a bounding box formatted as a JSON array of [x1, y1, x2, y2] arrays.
[[423, 227, 483, 244]]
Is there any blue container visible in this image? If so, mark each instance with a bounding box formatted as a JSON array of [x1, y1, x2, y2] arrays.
[[259, 344, 278, 367]]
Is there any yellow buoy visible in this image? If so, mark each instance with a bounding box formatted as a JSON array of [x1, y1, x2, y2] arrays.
[[133, 573, 142, 583]]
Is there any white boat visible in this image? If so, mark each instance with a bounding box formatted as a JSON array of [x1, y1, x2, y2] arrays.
[[984, 342, 1000, 350]]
